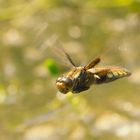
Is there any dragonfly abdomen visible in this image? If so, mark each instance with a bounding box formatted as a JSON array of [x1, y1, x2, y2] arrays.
[[93, 68, 131, 84]]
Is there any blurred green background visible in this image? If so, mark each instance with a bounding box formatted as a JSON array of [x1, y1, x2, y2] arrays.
[[0, 0, 140, 140]]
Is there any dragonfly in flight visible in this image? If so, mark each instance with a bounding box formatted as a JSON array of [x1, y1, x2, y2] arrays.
[[55, 48, 131, 94]]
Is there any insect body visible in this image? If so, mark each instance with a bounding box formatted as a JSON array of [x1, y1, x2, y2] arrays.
[[56, 52, 131, 94]]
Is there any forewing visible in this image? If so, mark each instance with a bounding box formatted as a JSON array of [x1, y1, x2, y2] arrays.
[[40, 35, 76, 68], [92, 67, 131, 84]]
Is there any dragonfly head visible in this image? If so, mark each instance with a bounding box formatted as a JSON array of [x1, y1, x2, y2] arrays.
[[56, 76, 73, 94]]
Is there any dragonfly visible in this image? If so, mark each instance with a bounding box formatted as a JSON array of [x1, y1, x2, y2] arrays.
[[55, 48, 131, 94]]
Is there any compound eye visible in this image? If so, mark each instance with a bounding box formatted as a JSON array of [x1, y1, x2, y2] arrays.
[[57, 77, 72, 86], [56, 77, 73, 94], [62, 77, 72, 85]]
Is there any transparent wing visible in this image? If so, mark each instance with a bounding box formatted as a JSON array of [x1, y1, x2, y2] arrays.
[[39, 34, 76, 68]]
